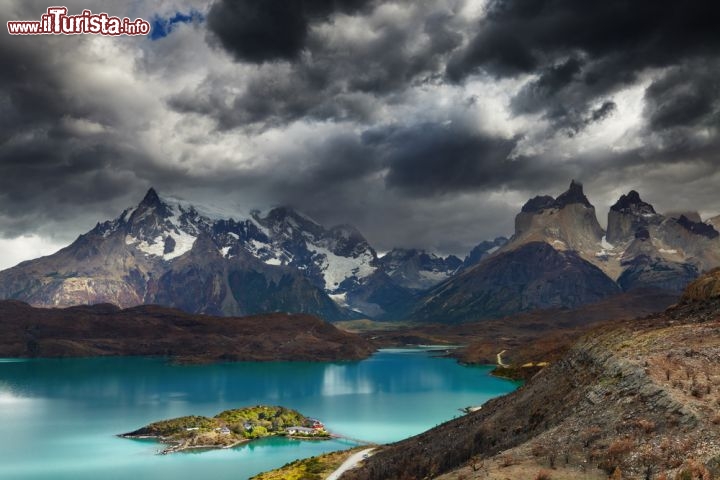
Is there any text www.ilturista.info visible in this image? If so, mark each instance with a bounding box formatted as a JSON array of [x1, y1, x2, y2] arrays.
[[7, 7, 150, 36]]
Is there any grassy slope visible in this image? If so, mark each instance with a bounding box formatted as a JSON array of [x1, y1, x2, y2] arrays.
[[251, 448, 365, 480]]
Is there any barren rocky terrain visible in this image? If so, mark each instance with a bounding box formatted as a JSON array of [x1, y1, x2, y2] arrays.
[[342, 270, 720, 479]]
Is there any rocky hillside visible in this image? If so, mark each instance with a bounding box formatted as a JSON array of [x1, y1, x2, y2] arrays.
[[343, 270, 720, 480], [411, 242, 620, 323], [0, 300, 374, 362]]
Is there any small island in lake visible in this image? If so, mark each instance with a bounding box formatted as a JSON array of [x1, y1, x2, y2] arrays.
[[120, 405, 330, 454]]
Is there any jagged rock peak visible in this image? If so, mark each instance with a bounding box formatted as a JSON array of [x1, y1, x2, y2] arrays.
[[521, 181, 593, 213], [677, 215, 720, 239], [611, 190, 656, 214], [140, 187, 162, 208], [555, 180, 593, 209], [521, 195, 556, 213], [667, 211, 702, 223]]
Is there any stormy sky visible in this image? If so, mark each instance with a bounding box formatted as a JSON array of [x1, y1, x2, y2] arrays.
[[1, 0, 719, 269]]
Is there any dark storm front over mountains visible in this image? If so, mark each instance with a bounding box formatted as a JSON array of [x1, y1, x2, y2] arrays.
[[1, 0, 720, 268]]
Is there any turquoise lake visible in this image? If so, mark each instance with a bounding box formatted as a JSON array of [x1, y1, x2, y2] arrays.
[[0, 349, 518, 479]]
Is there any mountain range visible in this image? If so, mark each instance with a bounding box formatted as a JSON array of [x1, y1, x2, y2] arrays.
[[0, 188, 463, 320], [1, 181, 718, 322], [410, 180, 720, 322]]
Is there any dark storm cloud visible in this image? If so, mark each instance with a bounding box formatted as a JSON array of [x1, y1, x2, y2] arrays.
[[262, 121, 559, 203], [3, 0, 720, 264], [644, 61, 720, 132], [365, 122, 522, 195], [206, 0, 373, 63], [449, 0, 720, 134], [448, 0, 720, 81], [174, 2, 463, 129], [0, 28, 161, 238]]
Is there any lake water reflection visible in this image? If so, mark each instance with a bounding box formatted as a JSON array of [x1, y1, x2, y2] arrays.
[[0, 349, 517, 479]]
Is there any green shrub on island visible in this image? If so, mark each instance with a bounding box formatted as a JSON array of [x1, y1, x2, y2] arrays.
[[120, 405, 328, 454]]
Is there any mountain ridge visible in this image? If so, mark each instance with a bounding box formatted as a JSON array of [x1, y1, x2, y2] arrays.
[[406, 181, 720, 323], [0, 188, 462, 320], [1, 182, 719, 323]]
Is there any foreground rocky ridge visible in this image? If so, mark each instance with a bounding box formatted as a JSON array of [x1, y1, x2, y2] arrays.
[[342, 271, 720, 479], [0, 300, 374, 362]]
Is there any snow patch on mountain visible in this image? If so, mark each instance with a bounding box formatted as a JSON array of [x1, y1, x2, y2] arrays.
[[419, 269, 454, 284], [166, 231, 197, 260], [311, 245, 375, 291], [329, 292, 349, 308]]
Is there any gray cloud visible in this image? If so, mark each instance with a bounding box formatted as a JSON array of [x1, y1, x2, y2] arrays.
[[172, 1, 464, 129], [449, 0, 720, 136], [206, 0, 373, 63], [2, 0, 720, 264]]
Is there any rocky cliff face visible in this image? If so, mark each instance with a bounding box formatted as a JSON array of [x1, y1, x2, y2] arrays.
[[407, 182, 720, 323], [511, 180, 605, 255], [408, 181, 618, 323], [606, 190, 662, 244], [344, 272, 720, 479], [708, 214, 720, 231], [602, 191, 720, 292]]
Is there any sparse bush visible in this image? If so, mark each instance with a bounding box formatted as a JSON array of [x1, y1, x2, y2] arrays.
[[499, 454, 515, 467], [633, 419, 656, 434], [534, 469, 553, 480], [600, 438, 634, 473], [607, 438, 634, 458], [467, 456, 483, 472], [531, 443, 547, 457], [675, 460, 711, 480]]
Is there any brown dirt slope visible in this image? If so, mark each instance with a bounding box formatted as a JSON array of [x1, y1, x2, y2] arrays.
[[0, 300, 374, 362], [342, 278, 720, 479]]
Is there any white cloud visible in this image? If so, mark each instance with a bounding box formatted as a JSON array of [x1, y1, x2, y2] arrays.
[[0, 235, 65, 270]]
